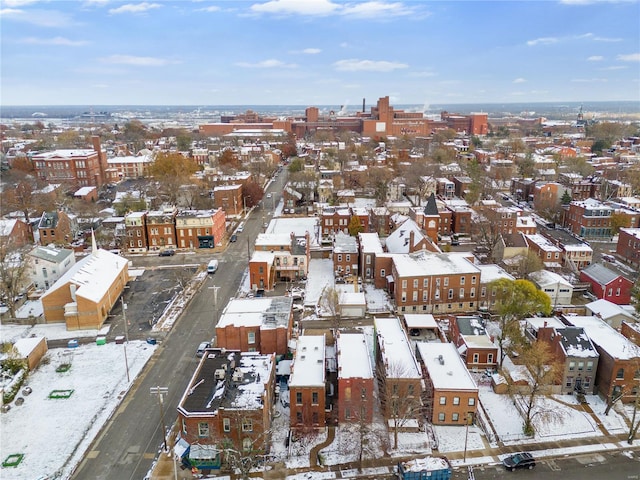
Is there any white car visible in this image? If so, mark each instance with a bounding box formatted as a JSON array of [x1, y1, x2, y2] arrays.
[[266, 193, 272, 198]]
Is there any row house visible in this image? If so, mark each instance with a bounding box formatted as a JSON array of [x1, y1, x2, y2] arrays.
[[510, 178, 537, 203], [213, 184, 244, 216], [564, 198, 613, 239], [0, 218, 32, 249], [601, 178, 633, 199], [562, 315, 640, 403], [561, 243, 593, 270], [528, 269, 574, 306], [451, 176, 472, 199], [523, 234, 563, 268], [146, 209, 178, 251], [558, 174, 600, 201], [176, 350, 275, 471], [28, 245, 76, 292], [442, 199, 472, 235], [333, 232, 358, 277], [105, 153, 153, 181], [525, 317, 600, 395], [375, 317, 423, 423], [610, 203, 640, 229], [370, 207, 391, 237], [417, 342, 479, 426], [176, 209, 226, 249], [191, 147, 210, 167], [321, 207, 370, 240], [289, 335, 327, 430], [215, 297, 293, 355], [250, 232, 311, 289], [38, 211, 74, 247], [448, 315, 498, 370], [579, 263, 633, 305], [475, 264, 516, 312], [478, 206, 532, 236], [533, 182, 570, 211], [437, 178, 455, 199], [390, 251, 481, 315], [124, 212, 148, 253], [358, 232, 384, 282], [336, 331, 374, 423], [616, 228, 640, 267]]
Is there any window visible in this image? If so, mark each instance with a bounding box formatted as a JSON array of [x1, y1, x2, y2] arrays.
[[337, 254, 342, 262], [448, 289, 454, 299], [444, 278, 449, 286], [452, 413, 459, 422], [481, 287, 486, 297], [472, 276, 477, 284], [366, 255, 371, 265], [312, 391, 318, 405], [488, 353, 493, 363], [587, 361, 593, 371], [578, 362, 584, 371], [312, 412, 318, 424], [296, 392, 302, 405], [243, 438, 252, 452], [473, 353, 479, 363], [470, 287, 475, 298], [412, 291, 418, 301], [346, 254, 350, 262], [248, 331, 255, 344], [423, 291, 428, 301], [569, 361, 575, 371], [296, 412, 302, 424], [584, 376, 592, 387], [380, 269, 385, 277], [402, 280, 407, 289], [439, 396, 446, 405], [393, 384, 399, 395], [242, 418, 253, 432], [438, 413, 445, 422], [345, 408, 351, 420], [460, 276, 465, 285], [616, 368, 624, 379], [345, 387, 351, 401], [566, 376, 573, 388], [459, 288, 465, 298], [453, 397, 460, 405], [408, 384, 415, 397], [413, 279, 418, 288], [198, 422, 209, 437], [423, 278, 428, 288], [223, 418, 230, 432], [468, 398, 475, 406]]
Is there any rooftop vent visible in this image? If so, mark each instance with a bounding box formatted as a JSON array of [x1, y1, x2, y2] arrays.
[[438, 355, 444, 365], [214, 369, 226, 380]]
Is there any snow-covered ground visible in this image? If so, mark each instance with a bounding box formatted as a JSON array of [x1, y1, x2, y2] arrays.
[[304, 259, 334, 307], [0, 341, 156, 480], [1, 322, 109, 343], [362, 284, 393, 314]]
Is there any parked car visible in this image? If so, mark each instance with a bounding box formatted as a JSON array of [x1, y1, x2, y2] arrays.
[[502, 452, 535, 471], [159, 249, 175, 257], [196, 341, 211, 357], [266, 193, 272, 198], [230, 234, 237, 242], [237, 223, 244, 233]]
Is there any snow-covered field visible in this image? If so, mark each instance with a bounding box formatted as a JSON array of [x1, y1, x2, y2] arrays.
[[0, 341, 156, 480]]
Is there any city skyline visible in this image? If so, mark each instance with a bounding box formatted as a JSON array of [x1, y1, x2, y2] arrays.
[[1, 0, 639, 106]]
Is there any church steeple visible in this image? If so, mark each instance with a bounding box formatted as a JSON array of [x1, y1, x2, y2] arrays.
[[423, 192, 439, 216]]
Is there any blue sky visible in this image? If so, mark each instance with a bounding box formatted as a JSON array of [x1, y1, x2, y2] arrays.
[[1, 0, 639, 106]]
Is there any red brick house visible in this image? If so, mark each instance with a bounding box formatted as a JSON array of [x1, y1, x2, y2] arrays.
[[38, 210, 73, 247], [146, 208, 177, 252], [176, 208, 226, 249], [0, 218, 32, 249], [289, 335, 326, 430], [336, 331, 374, 423], [579, 263, 633, 305], [215, 297, 293, 355], [616, 228, 640, 267], [449, 315, 498, 370], [124, 211, 148, 253], [333, 232, 359, 277], [213, 184, 243, 216], [176, 350, 275, 469], [564, 198, 613, 240]]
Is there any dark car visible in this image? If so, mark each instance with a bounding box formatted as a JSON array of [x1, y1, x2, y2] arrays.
[[230, 234, 237, 242], [502, 452, 535, 471], [159, 249, 175, 257]]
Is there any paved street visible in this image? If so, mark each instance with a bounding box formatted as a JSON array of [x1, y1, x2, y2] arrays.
[[71, 172, 288, 480]]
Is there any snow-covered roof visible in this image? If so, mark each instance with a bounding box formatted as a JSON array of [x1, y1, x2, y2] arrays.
[[289, 335, 325, 387], [28, 245, 74, 264], [375, 317, 421, 379], [0, 219, 18, 236], [416, 342, 478, 391], [404, 314, 437, 329], [585, 299, 635, 321], [525, 317, 566, 330], [358, 232, 383, 253], [529, 269, 573, 288], [392, 251, 480, 278], [581, 263, 622, 286], [477, 264, 515, 284], [14, 337, 45, 357], [33, 149, 95, 158], [563, 316, 640, 360], [217, 297, 292, 329], [333, 232, 358, 254], [74, 186, 96, 196], [385, 219, 426, 254], [40, 249, 128, 304], [524, 234, 563, 252], [337, 332, 373, 379], [266, 217, 319, 246], [255, 233, 291, 247]]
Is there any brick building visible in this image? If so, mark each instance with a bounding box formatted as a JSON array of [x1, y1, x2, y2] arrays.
[[449, 316, 498, 370], [333, 232, 358, 277], [38, 211, 73, 247], [579, 263, 633, 305], [289, 335, 326, 430], [616, 228, 640, 267], [564, 198, 613, 239], [176, 208, 226, 249], [213, 184, 244, 216], [124, 211, 148, 253], [0, 218, 32, 249], [336, 331, 374, 423], [417, 342, 479, 426], [215, 297, 293, 355], [146, 208, 177, 252]]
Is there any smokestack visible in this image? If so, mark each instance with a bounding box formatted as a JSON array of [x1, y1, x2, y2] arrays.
[[362, 98, 365, 113]]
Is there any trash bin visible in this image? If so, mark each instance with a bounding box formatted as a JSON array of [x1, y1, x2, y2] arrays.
[[96, 336, 106, 346], [146, 337, 157, 345], [67, 339, 79, 348], [115, 335, 125, 344]]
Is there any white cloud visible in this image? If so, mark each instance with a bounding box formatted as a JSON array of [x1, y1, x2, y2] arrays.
[[196, 6, 221, 13], [409, 71, 436, 78], [587, 55, 604, 61], [617, 53, 640, 62], [571, 78, 608, 82], [600, 65, 627, 70], [513, 78, 526, 83], [101, 54, 174, 66], [578, 33, 622, 42], [235, 59, 297, 68], [0, 8, 75, 27], [20, 36, 89, 46], [303, 48, 321, 54], [340, 1, 420, 18], [2, 0, 38, 6], [333, 59, 408, 72], [250, 0, 340, 16], [527, 37, 558, 46], [109, 2, 161, 14]]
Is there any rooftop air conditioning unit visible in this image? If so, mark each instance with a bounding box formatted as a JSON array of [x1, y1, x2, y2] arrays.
[[214, 369, 226, 380], [232, 370, 244, 382]]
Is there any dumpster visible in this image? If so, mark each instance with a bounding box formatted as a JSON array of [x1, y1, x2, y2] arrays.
[[67, 339, 79, 348], [115, 335, 125, 344], [96, 336, 106, 346], [397, 456, 452, 480]]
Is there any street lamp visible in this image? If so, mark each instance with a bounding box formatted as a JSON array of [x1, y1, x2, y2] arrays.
[[122, 298, 130, 383], [211, 285, 220, 327], [150, 386, 169, 452], [463, 411, 474, 462]]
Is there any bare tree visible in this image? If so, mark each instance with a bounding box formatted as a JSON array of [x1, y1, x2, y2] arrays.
[[377, 360, 422, 450], [319, 286, 341, 332], [507, 340, 563, 436], [0, 240, 31, 319]]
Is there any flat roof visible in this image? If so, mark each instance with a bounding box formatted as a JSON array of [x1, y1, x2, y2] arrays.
[[289, 335, 325, 387], [404, 314, 437, 329], [337, 332, 373, 379], [416, 342, 478, 391], [375, 317, 421, 379]]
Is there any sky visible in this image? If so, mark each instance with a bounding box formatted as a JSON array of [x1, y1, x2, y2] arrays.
[[1, 0, 639, 106]]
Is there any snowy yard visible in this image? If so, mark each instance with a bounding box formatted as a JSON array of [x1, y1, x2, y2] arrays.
[[362, 284, 393, 314], [304, 259, 334, 307], [0, 341, 156, 480]]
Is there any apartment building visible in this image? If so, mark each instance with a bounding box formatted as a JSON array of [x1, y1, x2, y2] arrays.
[[616, 228, 640, 267], [146, 208, 177, 252], [417, 342, 479, 426], [564, 198, 613, 239], [176, 208, 226, 249], [38, 211, 73, 247], [124, 211, 148, 253], [289, 335, 326, 430], [28, 245, 76, 291], [336, 331, 374, 423], [213, 184, 243, 216]]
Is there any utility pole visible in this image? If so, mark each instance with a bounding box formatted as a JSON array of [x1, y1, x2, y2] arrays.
[[122, 298, 130, 383], [212, 285, 220, 327], [150, 386, 169, 452]]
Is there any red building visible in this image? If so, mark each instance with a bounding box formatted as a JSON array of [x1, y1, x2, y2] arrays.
[[448, 315, 498, 370], [175, 208, 226, 249], [0, 218, 32, 249], [289, 335, 326, 430], [579, 263, 633, 305], [124, 211, 148, 253], [564, 198, 613, 240], [336, 332, 374, 423], [146, 208, 177, 252], [38, 211, 73, 247], [213, 184, 243, 216], [616, 228, 640, 267]]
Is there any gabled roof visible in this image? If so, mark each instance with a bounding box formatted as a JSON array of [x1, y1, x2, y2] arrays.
[[585, 299, 635, 321], [581, 263, 624, 286], [386, 219, 426, 254], [28, 245, 74, 264]]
